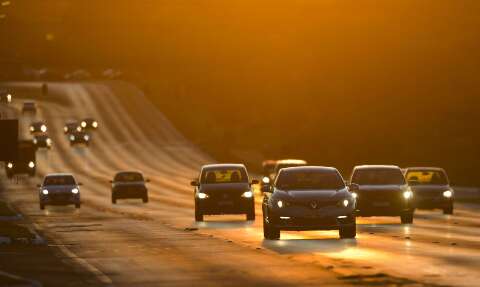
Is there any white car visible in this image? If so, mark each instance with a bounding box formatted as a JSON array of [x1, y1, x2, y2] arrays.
[[38, 173, 82, 210]]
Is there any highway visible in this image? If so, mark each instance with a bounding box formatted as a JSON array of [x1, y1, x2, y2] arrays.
[[1, 81, 480, 286]]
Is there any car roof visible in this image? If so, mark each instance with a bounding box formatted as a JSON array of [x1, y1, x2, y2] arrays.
[[280, 166, 339, 173], [353, 165, 401, 170], [276, 159, 307, 165], [45, 173, 75, 177], [201, 163, 246, 170], [404, 167, 446, 172], [115, 171, 143, 175], [23, 101, 35, 105]]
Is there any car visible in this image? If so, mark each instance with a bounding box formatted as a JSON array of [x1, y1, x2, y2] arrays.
[[80, 118, 99, 131], [111, 171, 149, 204], [404, 167, 454, 214], [33, 134, 52, 149], [261, 159, 307, 192], [191, 164, 258, 222], [260, 160, 277, 187], [29, 121, 48, 134], [64, 121, 82, 134], [38, 173, 82, 209], [349, 165, 415, 224], [5, 140, 36, 179], [262, 166, 356, 240], [0, 91, 12, 104], [69, 131, 91, 146], [22, 101, 37, 114]]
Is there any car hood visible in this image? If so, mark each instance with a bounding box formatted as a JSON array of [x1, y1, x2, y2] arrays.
[[358, 185, 405, 192], [410, 185, 450, 193], [42, 185, 77, 193], [200, 182, 250, 193], [274, 188, 348, 202]]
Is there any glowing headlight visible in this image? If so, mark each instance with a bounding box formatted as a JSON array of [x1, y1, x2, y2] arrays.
[[262, 177, 270, 184], [28, 161, 35, 168], [76, 126, 82, 132], [242, 191, 253, 198], [7, 162, 13, 169], [351, 192, 358, 199], [92, 121, 98, 128], [64, 127, 68, 132], [46, 138, 52, 145], [41, 125, 47, 132], [277, 200, 284, 208], [81, 121, 87, 128], [403, 190, 413, 200], [84, 135, 90, 141], [33, 139, 38, 144], [71, 188, 79, 194], [198, 192, 209, 199], [30, 126, 35, 132], [70, 135, 75, 141], [342, 199, 349, 207], [443, 190, 453, 198], [42, 189, 49, 195], [7, 94, 12, 102]]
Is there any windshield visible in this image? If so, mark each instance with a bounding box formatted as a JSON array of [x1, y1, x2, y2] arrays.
[[406, 170, 448, 185], [44, 176, 76, 186], [115, 173, 144, 182], [201, 168, 247, 184], [352, 169, 406, 185], [275, 170, 345, 190]]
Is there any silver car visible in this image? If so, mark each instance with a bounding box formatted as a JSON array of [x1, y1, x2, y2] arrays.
[[38, 173, 82, 210]]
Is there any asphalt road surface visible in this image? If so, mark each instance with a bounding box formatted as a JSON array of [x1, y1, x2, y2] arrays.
[[1, 81, 479, 287]]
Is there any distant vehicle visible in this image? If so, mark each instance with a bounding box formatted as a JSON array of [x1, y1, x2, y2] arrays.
[[64, 121, 82, 134], [22, 101, 37, 114], [262, 166, 356, 240], [110, 171, 149, 204], [33, 134, 52, 149], [261, 160, 277, 186], [29, 121, 47, 134], [38, 173, 82, 209], [404, 167, 454, 214], [0, 91, 12, 104], [80, 118, 99, 131], [261, 159, 307, 192], [349, 165, 414, 224], [191, 164, 258, 222], [69, 131, 91, 146], [5, 140, 36, 179], [64, 69, 91, 81]]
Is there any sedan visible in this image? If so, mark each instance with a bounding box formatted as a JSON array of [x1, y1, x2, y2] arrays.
[[29, 121, 48, 134], [80, 118, 99, 131], [69, 131, 91, 146], [262, 166, 356, 240], [111, 171, 149, 204], [64, 121, 82, 134], [38, 173, 82, 209], [191, 164, 258, 222]]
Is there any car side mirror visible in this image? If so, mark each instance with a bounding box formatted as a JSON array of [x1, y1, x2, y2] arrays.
[[190, 180, 199, 187], [349, 183, 359, 192], [251, 179, 259, 185], [109, 180, 113, 183], [36, 184, 41, 188], [78, 182, 83, 186], [146, 179, 151, 183]]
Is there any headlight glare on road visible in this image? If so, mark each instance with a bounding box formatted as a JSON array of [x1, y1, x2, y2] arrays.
[[7, 162, 13, 169], [403, 190, 413, 200], [443, 190, 453, 198], [42, 189, 49, 195], [242, 191, 253, 198], [71, 188, 79, 194], [277, 200, 284, 208], [28, 161, 35, 168], [198, 192, 209, 199], [262, 177, 270, 184]]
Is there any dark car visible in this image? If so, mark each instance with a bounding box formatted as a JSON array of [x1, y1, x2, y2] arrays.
[[349, 165, 414, 224], [111, 171, 149, 204], [64, 121, 82, 134], [5, 140, 36, 178], [191, 164, 258, 222], [33, 134, 52, 149], [404, 167, 454, 214], [38, 173, 82, 209], [261, 159, 307, 192], [0, 91, 12, 104], [29, 121, 48, 134], [80, 118, 99, 131], [69, 131, 91, 146], [261, 160, 277, 184], [22, 101, 37, 114], [262, 166, 356, 240]]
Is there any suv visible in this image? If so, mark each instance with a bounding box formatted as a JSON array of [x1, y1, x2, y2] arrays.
[[191, 164, 258, 222], [404, 167, 454, 214], [262, 166, 356, 240], [349, 165, 414, 224], [111, 171, 149, 204]]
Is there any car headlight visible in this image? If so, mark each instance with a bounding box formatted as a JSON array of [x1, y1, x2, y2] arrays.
[[30, 126, 35, 132], [262, 177, 270, 184], [84, 135, 90, 141], [71, 188, 79, 194], [92, 121, 98, 128], [443, 190, 453, 198], [81, 121, 87, 128], [41, 125, 47, 132], [7, 162, 13, 169], [277, 200, 284, 208], [242, 191, 253, 198], [64, 127, 68, 132], [33, 139, 38, 144], [42, 189, 49, 195], [70, 135, 75, 141], [197, 192, 209, 199], [7, 94, 11, 102], [351, 192, 358, 199], [342, 199, 349, 207], [28, 161, 35, 168], [76, 126, 82, 132], [46, 138, 52, 145], [403, 190, 413, 200]]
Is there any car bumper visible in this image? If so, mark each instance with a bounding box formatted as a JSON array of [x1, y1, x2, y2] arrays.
[[269, 206, 355, 230], [41, 194, 80, 205], [197, 198, 254, 215], [113, 190, 147, 199]]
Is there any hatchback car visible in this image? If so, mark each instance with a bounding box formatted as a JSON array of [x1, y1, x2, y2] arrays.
[[38, 173, 82, 209], [191, 164, 258, 222], [29, 121, 47, 134], [69, 131, 91, 146], [404, 167, 454, 214], [64, 121, 82, 134], [22, 101, 37, 114], [80, 118, 99, 131], [111, 171, 149, 204], [33, 134, 52, 149], [262, 166, 356, 240], [349, 165, 414, 224]]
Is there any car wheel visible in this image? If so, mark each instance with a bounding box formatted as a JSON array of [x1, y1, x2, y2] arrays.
[[400, 212, 414, 224], [443, 205, 454, 215], [263, 215, 280, 240], [40, 204, 45, 210], [75, 203, 81, 209], [195, 208, 204, 222], [142, 196, 149, 203], [246, 209, 255, 221], [112, 197, 117, 204], [339, 223, 356, 239]]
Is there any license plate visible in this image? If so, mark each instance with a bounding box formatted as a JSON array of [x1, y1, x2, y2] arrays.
[[372, 201, 390, 207]]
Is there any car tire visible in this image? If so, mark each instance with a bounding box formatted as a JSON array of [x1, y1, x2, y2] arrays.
[[443, 205, 454, 215], [339, 223, 356, 239], [195, 208, 204, 222], [143, 196, 149, 203], [112, 197, 117, 204], [263, 216, 280, 240], [40, 203, 45, 210], [75, 203, 81, 209], [246, 209, 255, 221], [400, 212, 414, 224]]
